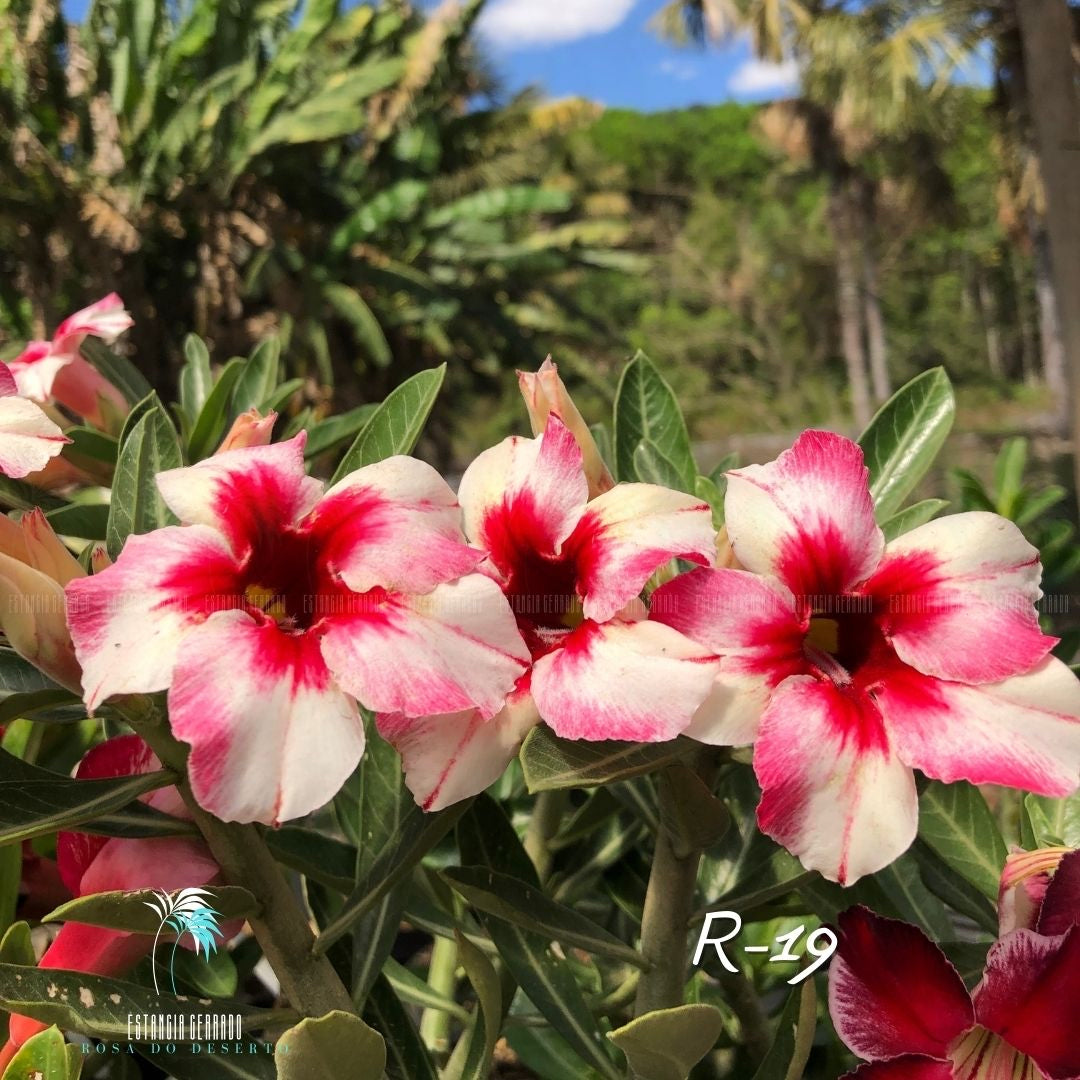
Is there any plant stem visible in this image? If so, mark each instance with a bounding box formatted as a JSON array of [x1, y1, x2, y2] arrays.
[[633, 752, 719, 1017], [523, 789, 566, 883], [125, 702, 355, 1017], [418, 933, 458, 1056]]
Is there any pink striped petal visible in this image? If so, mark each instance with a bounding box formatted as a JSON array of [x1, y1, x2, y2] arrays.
[[66, 525, 241, 710], [458, 416, 588, 574], [755, 676, 918, 884], [843, 1058, 954, 1080], [169, 612, 364, 824], [52, 293, 133, 350], [1037, 850, 1080, 936], [307, 456, 482, 594], [0, 363, 17, 397], [0, 395, 69, 478], [725, 430, 884, 596], [567, 483, 716, 623], [830, 906, 974, 1061], [8, 342, 69, 401], [321, 574, 529, 719], [156, 435, 322, 554], [530, 618, 719, 742], [973, 927, 1080, 1078], [874, 656, 1080, 797], [868, 512, 1051, 684], [378, 684, 539, 811]]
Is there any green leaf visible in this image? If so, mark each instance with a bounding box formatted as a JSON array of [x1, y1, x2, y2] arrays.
[[303, 405, 378, 459], [0, 748, 173, 845], [137, 1042, 275, 1080], [187, 357, 246, 461], [694, 475, 725, 527], [749, 980, 817, 1080], [633, 439, 688, 491], [0, 478, 67, 514], [331, 365, 446, 482], [657, 765, 730, 858], [613, 352, 695, 487], [363, 975, 439, 1080], [1, 1024, 82, 1080], [383, 957, 469, 1023], [170, 945, 238, 998], [106, 393, 182, 560], [918, 780, 1007, 899], [993, 436, 1027, 516], [0, 649, 66, 694], [608, 1004, 724, 1080], [44, 502, 110, 541], [1023, 792, 1080, 847], [42, 885, 258, 934], [458, 797, 621, 1080], [880, 498, 949, 541], [265, 827, 356, 893], [179, 334, 213, 421], [0, 962, 288, 1040], [867, 852, 952, 941], [858, 367, 955, 520], [323, 283, 392, 369], [0, 689, 83, 727], [520, 726, 690, 792], [0, 922, 35, 966], [275, 1010, 385, 1080], [80, 337, 154, 408], [63, 426, 119, 466], [443, 867, 649, 970], [74, 801, 199, 840], [0, 843, 18, 940], [912, 841, 998, 935], [451, 931, 504, 1080], [231, 337, 281, 415]]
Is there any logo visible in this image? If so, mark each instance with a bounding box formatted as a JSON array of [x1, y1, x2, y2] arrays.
[[143, 888, 225, 995]]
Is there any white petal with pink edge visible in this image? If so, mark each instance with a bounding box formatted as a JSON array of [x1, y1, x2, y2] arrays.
[[378, 686, 539, 811], [0, 395, 69, 478], [754, 675, 918, 885], [156, 435, 322, 552], [725, 430, 884, 597], [321, 573, 529, 719], [53, 293, 133, 349], [309, 455, 482, 594], [65, 524, 240, 710], [8, 343, 70, 401], [868, 511, 1052, 684], [875, 655, 1080, 797], [531, 618, 720, 742], [569, 483, 715, 624], [169, 612, 365, 824], [457, 416, 588, 569]]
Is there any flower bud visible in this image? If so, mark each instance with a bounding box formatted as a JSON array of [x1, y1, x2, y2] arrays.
[[20, 509, 84, 586], [518, 359, 614, 499], [216, 408, 278, 453]]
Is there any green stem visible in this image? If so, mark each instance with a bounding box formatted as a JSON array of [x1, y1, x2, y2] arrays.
[[523, 789, 567, 883], [419, 933, 457, 1056], [124, 700, 355, 1018]]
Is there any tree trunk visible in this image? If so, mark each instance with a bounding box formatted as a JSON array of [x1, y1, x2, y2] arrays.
[[1032, 218, 1070, 418], [829, 182, 874, 429], [862, 250, 891, 403], [975, 270, 1003, 379], [1015, 0, 1080, 475], [1011, 248, 1040, 385]]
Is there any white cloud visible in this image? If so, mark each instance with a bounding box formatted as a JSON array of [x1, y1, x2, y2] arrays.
[[727, 56, 799, 97], [479, 0, 638, 50], [659, 57, 700, 82]]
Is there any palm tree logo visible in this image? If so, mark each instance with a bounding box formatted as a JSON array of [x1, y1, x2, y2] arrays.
[[143, 888, 225, 995]]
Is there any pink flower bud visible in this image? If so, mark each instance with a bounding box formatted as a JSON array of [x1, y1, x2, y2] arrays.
[[216, 408, 278, 453]]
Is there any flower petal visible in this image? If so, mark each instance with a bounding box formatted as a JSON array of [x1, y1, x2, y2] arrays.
[[530, 618, 719, 742], [0, 395, 69, 478], [652, 567, 807, 744], [868, 512, 1052, 683], [169, 612, 365, 824], [1037, 850, 1080, 936], [568, 484, 716, 623], [8, 343, 69, 401], [78, 835, 219, 895], [973, 927, 1080, 1078], [874, 656, 1080, 797], [725, 430, 884, 596], [830, 906, 975, 1061], [155, 435, 322, 554], [0, 363, 16, 398], [321, 574, 529, 719], [378, 684, 539, 811], [308, 456, 482, 594], [65, 525, 241, 710], [755, 676, 918, 884], [52, 293, 133, 349], [458, 415, 588, 575]]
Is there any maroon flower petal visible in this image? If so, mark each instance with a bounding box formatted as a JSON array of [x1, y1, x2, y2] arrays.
[[1036, 849, 1080, 937]]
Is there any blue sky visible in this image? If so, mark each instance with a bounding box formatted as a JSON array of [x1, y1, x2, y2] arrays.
[[470, 0, 798, 110]]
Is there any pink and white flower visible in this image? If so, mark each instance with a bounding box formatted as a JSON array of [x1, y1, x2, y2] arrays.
[[65, 435, 529, 825], [378, 413, 720, 811], [10, 294, 132, 428], [652, 430, 1080, 884], [0, 363, 68, 479], [829, 904, 1080, 1079]]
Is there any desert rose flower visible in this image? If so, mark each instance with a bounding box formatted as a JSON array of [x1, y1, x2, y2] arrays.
[[0, 508, 84, 691], [0, 363, 68, 479], [829, 905, 1080, 1079], [66, 435, 529, 824], [652, 430, 1080, 883], [1, 735, 227, 1061], [998, 847, 1080, 936], [378, 413, 719, 811], [9, 294, 132, 429]]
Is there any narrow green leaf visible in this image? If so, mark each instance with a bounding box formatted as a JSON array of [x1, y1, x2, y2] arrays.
[[520, 726, 690, 792], [382, 958, 470, 1023], [170, 946, 238, 999], [657, 765, 730, 858], [0, 690, 83, 727], [0, 650, 67, 694], [363, 975, 439, 1080], [265, 827, 356, 893], [231, 337, 281, 415], [187, 357, 246, 461], [323, 283, 392, 369], [331, 365, 446, 481], [1024, 792, 1080, 847], [44, 502, 110, 541], [137, 1042, 275, 1079], [0, 749, 172, 845], [749, 980, 817, 1080], [918, 780, 1007, 899], [453, 931, 503, 1080], [858, 367, 955, 520], [303, 405, 378, 459], [179, 335, 213, 421], [880, 498, 949, 541], [443, 867, 649, 970], [912, 841, 998, 935], [613, 352, 695, 486], [42, 885, 258, 934], [80, 338, 153, 409], [275, 1010, 385, 1080], [608, 1004, 724, 1080], [63, 426, 119, 465]]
